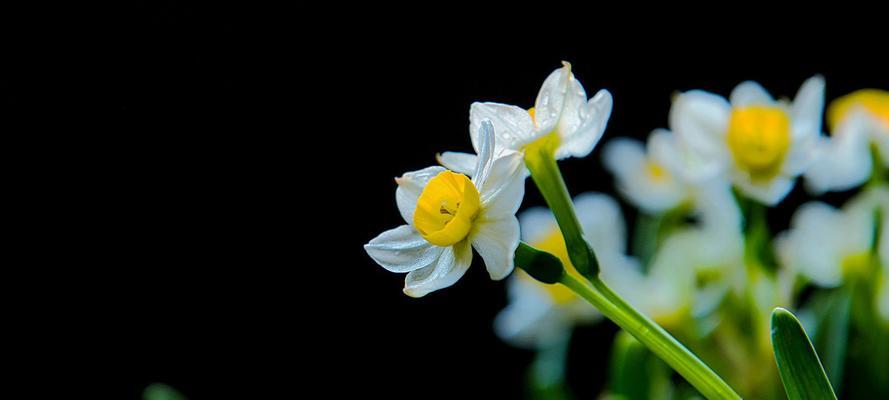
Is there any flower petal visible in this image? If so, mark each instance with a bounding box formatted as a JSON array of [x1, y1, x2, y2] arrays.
[[574, 192, 627, 255], [470, 102, 535, 152], [534, 63, 573, 134], [649, 128, 724, 184], [776, 203, 848, 287], [395, 166, 446, 225], [557, 89, 613, 159], [732, 173, 796, 206], [403, 239, 472, 297], [364, 225, 444, 273], [603, 137, 685, 213], [494, 273, 569, 349], [518, 206, 557, 244], [670, 90, 731, 161], [472, 216, 520, 280], [472, 120, 496, 188], [436, 151, 477, 176], [479, 151, 526, 219], [790, 75, 826, 140], [804, 117, 872, 194], [730, 80, 774, 107]]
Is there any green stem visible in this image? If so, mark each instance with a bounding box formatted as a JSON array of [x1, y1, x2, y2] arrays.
[[560, 274, 742, 400], [524, 144, 597, 277]]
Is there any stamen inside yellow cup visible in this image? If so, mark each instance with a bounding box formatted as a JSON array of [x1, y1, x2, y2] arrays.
[[726, 106, 791, 181], [413, 171, 480, 246]]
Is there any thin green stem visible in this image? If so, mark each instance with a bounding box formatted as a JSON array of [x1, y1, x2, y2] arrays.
[[524, 144, 597, 277], [561, 274, 742, 400]]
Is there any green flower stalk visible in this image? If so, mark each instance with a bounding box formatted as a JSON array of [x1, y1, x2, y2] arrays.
[[520, 145, 742, 400]]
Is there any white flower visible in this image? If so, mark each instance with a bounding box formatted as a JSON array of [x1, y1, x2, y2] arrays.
[[805, 89, 889, 194], [439, 62, 613, 174], [602, 131, 687, 213], [364, 121, 526, 297], [494, 193, 629, 348], [669, 76, 825, 205], [776, 186, 888, 288]]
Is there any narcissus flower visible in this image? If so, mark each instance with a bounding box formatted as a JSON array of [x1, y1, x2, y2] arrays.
[[603, 130, 691, 213], [439, 62, 613, 174], [364, 122, 525, 297], [669, 76, 825, 205], [806, 89, 889, 193], [494, 193, 632, 348], [776, 186, 888, 288]]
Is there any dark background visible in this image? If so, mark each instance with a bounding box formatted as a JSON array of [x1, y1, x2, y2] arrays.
[[8, 4, 887, 399]]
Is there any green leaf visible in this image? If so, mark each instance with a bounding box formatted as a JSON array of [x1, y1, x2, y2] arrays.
[[809, 289, 851, 391], [770, 307, 837, 400], [143, 383, 187, 400]]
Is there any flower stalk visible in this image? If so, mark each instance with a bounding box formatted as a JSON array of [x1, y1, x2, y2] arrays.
[[520, 146, 742, 400], [524, 141, 599, 278]]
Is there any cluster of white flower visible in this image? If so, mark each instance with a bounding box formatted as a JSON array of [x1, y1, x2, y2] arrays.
[[364, 62, 888, 398]]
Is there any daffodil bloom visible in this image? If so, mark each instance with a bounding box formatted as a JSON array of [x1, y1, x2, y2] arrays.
[[776, 186, 888, 288], [669, 76, 825, 205], [438, 62, 613, 174], [806, 89, 889, 193], [603, 130, 691, 213], [495, 193, 628, 348], [364, 122, 525, 297]]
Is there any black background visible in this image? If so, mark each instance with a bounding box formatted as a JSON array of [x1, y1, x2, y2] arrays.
[[9, 4, 887, 399]]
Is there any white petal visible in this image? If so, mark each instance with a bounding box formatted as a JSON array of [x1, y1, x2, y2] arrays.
[[603, 138, 685, 213], [494, 273, 568, 349], [479, 152, 526, 219], [777, 202, 861, 287], [472, 216, 520, 280], [554, 67, 588, 138], [670, 90, 731, 161], [692, 181, 743, 234], [790, 75, 825, 140], [602, 138, 647, 176], [364, 225, 444, 273], [780, 134, 818, 176], [470, 102, 536, 152], [649, 128, 724, 184], [730, 81, 774, 106], [473, 120, 496, 188], [804, 120, 872, 194], [557, 89, 613, 159], [395, 166, 446, 225], [436, 152, 477, 176], [733, 174, 796, 206], [518, 207, 557, 244], [534, 63, 573, 134], [403, 240, 472, 297], [573, 192, 627, 255]]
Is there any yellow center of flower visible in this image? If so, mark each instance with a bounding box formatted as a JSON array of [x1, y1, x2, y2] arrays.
[[413, 171, 481, 247], [827, 89, 889, 132], [645, 161, 669, 182], [726, 106, 792, 181], [519, 228, 581, 304]]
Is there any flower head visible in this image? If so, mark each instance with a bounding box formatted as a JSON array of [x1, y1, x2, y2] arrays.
[[776, 186, 888, 287], [806, 89, 889, 193], [439, 62, 613, 174], [669, 76, 825, 205], [365, 121, 526, 297]]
